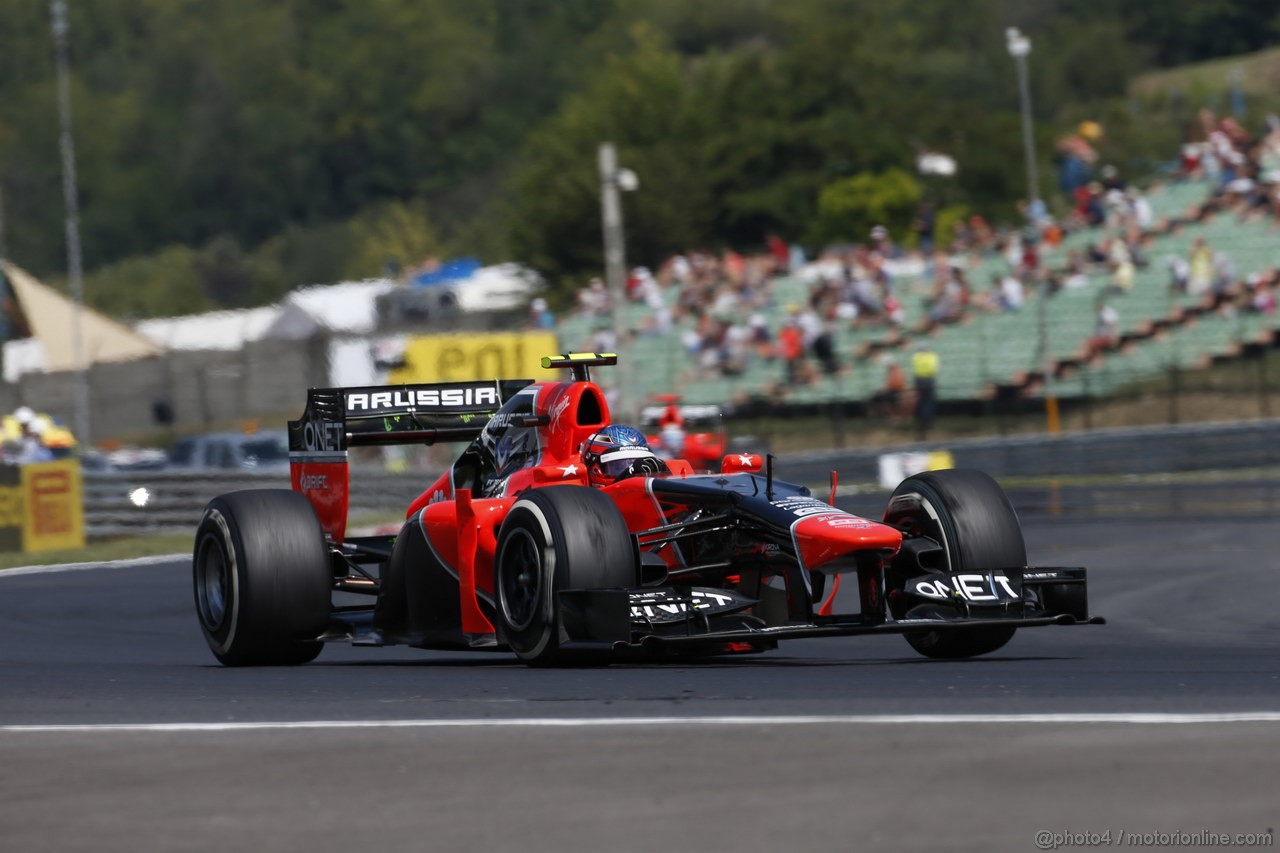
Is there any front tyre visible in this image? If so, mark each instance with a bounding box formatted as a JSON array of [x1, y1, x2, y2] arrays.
[[193, 490, 332, 666], [495, 486, 637, 666], [884, 469, 1025, 659]]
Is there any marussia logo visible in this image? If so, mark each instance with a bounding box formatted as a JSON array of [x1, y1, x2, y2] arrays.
[[346, 386, 499, 412]]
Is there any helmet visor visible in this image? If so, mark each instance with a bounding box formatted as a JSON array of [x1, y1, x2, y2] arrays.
[[595, 447, 667, 481]]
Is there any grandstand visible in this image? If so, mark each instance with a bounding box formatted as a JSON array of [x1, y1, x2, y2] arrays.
[[554, 179, 1280, 416]]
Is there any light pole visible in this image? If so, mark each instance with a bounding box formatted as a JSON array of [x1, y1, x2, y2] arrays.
[[51, 0, 91, 445], [597, 141, 638, 418], [1006, 26, 1058, 434], [1005, 27, 1040, 212]]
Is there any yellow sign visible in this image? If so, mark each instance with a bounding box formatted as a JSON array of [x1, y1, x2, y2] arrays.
[[389, 332, 558, 384], [20, 459, 85, 552]]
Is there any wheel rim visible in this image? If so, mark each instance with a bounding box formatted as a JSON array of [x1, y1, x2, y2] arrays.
[[499, 527, 544, 632], [886, 491, 951, 570], [196, 534, 230, 631]]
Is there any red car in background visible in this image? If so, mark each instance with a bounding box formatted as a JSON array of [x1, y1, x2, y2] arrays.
[[642, 395, 728, 473]]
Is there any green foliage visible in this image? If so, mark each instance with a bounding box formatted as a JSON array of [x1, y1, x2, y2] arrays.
[[73, 245, 209, 320], [807, 169, 922, 249], [1, 0, 1275, 315], [932, 205, 971, 253]]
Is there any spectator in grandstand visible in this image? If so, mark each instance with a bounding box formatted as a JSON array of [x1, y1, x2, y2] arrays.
[[811, 319, 840, 377], [577, 277, 610, 318], [1187, 238, 1214, 296], [632, 267, 672, 335], [926, 262, 967, 326], [882, 290, 906, 327], [911, 344, 939, 439], [2, 407, 54, 465], [911, 202, 936, 254], [869, 224, 900, 259], [1167, 255, 1190, 295], [721, 318, 753, 376], [748, 313, 774, 361], [1087, 300, 1120, 358], [1061, 249, 1091, 291], [527, 297, 555, 331], [1103, 238, 1136, 296], [1249, 275, 1276, 314], [778, 310, 810, 386], [1055, 130, 1095, 196], [870, 356, 908, 420], [996, 272, 1025, 312], [1127, 187, 1155, 231]]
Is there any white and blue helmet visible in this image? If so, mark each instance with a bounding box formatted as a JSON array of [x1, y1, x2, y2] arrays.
[[579, 424, 669, 485]]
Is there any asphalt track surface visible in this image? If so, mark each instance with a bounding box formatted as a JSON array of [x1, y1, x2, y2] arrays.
[[2, 517, 1278, 852]]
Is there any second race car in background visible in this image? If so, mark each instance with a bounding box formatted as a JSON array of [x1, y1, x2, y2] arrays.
[[642, 395, 728, 472]]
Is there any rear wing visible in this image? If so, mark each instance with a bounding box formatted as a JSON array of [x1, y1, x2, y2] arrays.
[[640, 404, 724, 427], [287, 379, 534, 453]]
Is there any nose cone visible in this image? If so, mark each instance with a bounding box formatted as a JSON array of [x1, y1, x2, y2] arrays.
[[792, 513, 903, 570]]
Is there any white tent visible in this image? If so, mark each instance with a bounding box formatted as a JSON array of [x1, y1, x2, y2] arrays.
[[262, 279, 396, 340], [2, 261, 162, 381], [135, 306, 282, 351]]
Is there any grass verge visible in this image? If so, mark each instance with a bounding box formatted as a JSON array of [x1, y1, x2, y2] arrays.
[[0, 533, 193, 571]]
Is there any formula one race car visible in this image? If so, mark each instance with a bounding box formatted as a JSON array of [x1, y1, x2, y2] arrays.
[[642, 395, 727, 472], [193, 353, 1102, 667]]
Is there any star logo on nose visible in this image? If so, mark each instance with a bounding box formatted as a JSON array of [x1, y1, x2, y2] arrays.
[[560, 464, 579, 477], [738, 455, 754, 465]]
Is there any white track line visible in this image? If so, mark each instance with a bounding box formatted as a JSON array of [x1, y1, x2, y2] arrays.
[[6, 712, 1280, 733], [0, 554, 185, 578]]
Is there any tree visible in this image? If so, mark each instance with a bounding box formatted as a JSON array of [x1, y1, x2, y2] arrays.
[[807, 169, 922, 249]]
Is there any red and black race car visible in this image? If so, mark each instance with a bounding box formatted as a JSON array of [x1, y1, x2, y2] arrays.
[[193, 353, 1101, 667]]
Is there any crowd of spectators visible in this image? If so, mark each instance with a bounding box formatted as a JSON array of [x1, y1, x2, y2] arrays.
[[548, 108, 1280, 404]]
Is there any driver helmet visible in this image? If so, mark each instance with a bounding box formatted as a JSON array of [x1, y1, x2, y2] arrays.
[[580, 424, 669, 485]]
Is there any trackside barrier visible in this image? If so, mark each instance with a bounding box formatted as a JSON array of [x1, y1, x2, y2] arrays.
[[783, 418, 1280, 484], [84, 418, 1280, 537], [83, 469, 431, 538]]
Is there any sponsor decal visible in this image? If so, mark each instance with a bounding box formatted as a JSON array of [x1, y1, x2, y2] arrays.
[[346, 386, 500, 413], [773, 495, 853, 519], [910, 572, 1020, 602], [388, 331, 556, 384], [427, 489, 447, 505], [300, 419, 345, 452], [820, 516, 877, 529], [487, 412, 516, 431], [548, 391, 573, 432], [299, 474, 329, 491], [628, 588, 753, 623]]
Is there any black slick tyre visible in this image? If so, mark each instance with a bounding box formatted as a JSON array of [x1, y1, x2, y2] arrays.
[[884, 469, 1025, 659], [193, 489, 332, 666], [494, 486, 637, 666]]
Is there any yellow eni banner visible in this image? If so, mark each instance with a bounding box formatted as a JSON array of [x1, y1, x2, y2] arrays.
[[15, 460, 85, 552], [389, 332, 558, 384]]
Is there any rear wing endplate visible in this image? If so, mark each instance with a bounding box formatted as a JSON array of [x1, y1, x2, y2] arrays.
[[287, 379, 534, 452]]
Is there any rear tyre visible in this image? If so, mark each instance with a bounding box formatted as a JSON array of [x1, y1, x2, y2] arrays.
[[495, 486, 637, 666], [884, 469, 1025, 659], [193, 490, 332, 666]]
